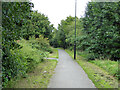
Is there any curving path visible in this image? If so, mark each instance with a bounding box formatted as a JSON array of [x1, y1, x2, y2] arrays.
[[48, 49, 96, 88]]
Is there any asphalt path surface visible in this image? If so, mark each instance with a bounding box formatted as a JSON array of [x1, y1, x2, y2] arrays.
[[48, 49, 96, 88]]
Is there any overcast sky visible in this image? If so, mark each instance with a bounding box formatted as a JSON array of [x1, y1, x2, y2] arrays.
[[31, 0, 91, 28]]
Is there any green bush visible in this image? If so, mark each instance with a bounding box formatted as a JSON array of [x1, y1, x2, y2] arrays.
[[2, 38, 50, 87], [2, 2, 53, 87], [82, 2, 120, 61], [2, 2, 33, 87], [19, 39, 49, 71], [29, 35, 52, 53], [2, 49, 28, 87], [78, 51, 97, 61]]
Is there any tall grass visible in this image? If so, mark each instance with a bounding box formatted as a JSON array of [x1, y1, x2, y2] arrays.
[[89, 60, 118, 78]]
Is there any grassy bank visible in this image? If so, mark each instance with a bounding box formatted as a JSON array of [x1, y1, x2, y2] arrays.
[[11, 60, 57, 88], [4, 38, 58, 88], [65, 49, 118, 88], [89, 60, 118, 78], [9, 46, 58, 88], [11, 47, 58, 88]]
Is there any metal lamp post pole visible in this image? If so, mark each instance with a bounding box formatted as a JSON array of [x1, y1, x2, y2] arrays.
[[74, 0, 77, 60]]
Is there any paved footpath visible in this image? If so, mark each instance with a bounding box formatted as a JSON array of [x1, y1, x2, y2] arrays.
[[48, 49, 96, 88]]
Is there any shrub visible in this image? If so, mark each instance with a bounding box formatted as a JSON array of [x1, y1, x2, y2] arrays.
[[2, 38, 50, 87], [2, 49, 28, 87], [29, 35, 52, 53], [19, 39, 48, 72]]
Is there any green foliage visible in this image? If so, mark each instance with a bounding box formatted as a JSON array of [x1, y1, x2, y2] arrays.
[[28, 35, 52, 53], [2, 2, 53, 87], [3, 38, 50, 87], [11, 60, 57, 88], [89, 60, 118, 79], [22, 11, 54, 40], [52, 2, 120, 61], [19, 39, 48, 71], [82, 2, 120, 61], [2, 49, 27, 87], [50, 29, 59, 48], [49, 47, 59, 58], [51, 16, 83, 49], [2, 2, 33, 48], [2, 2, 33, 87], [78, 51, 96, 61]]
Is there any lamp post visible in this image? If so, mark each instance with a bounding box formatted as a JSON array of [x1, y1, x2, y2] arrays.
[[74, 0, 77, 60]]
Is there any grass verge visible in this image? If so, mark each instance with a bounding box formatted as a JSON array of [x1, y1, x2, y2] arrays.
[[89, 60, 118, 78], [65, 49, 118, 88], [10, 59, 57, 88], [49, 47, 59, 58]]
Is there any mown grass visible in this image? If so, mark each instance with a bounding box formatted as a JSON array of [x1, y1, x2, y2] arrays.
[[65, 49, 118, 88]]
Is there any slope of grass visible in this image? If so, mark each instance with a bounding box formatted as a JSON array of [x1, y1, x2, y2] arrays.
[[89, 60, 118, 78], [10, 60, 57, 88], [65, 49, 118, 88]]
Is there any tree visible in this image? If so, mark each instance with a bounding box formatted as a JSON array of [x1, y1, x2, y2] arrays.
[[51, 16, 84, 50], [82, 2, 120, 60], [31, 11, 53, 39], [2, 2, 33, 86]]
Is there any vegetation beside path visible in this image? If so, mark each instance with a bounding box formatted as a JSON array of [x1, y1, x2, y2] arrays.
[[10, 60, 57, 88], [5, 39, 58, 88], [48, 47, 59, 58], [2, 1, 119, 88], [65, 49, 118, 88]]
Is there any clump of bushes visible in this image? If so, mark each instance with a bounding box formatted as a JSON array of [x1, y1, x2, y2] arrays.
[[78, 51, 97, 61], [18, 39, 48, 72], [29, 35, 53, 53], [2, 2, 53, 88], [2, 36, 51, 87]]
